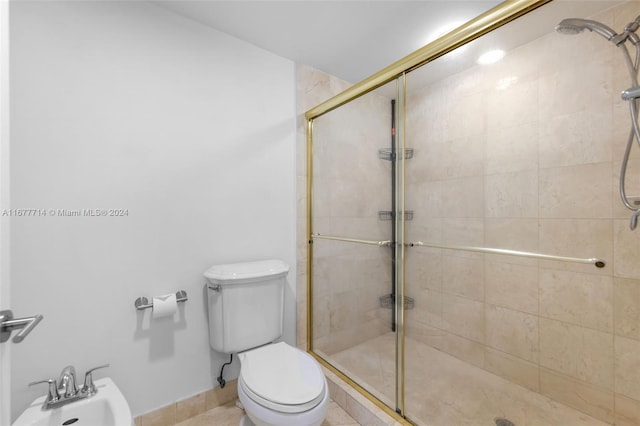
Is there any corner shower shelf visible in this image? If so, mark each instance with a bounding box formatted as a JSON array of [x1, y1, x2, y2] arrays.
[[378, 148, 414, 161], [379, 294, 415, 310]]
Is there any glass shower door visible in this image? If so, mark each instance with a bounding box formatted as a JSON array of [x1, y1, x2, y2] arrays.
[[402, 2, 617, 425], [305, 1, 632, 424], [308, 79, 401, 413], [403, 57, 490, 424]]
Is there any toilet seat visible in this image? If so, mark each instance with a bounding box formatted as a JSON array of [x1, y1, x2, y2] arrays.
[[238, 376, 329, 426], [238, 342, 326, 414]]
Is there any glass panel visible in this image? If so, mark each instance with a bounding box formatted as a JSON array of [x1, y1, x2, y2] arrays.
[[310, 79, 399, 410], [404, 1, 639, 425]]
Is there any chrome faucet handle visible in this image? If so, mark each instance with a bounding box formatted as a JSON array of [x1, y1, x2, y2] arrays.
[[29, 379, 60, 406], [81, 364, 109, 396], [58, 366, 78, 397]]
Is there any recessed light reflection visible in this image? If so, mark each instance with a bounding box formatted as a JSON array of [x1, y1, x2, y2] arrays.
[[477, 49, 505, 65], [496, 76, 518, 90]]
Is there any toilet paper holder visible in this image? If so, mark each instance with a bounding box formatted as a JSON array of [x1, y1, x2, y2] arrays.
[[134, 290, 188, 311]]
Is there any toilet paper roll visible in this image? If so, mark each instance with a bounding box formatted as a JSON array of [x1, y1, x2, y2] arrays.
[[152, 293, 177, 318]]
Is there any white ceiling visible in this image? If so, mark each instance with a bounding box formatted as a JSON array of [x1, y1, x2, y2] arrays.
[[155, 1, 625, 84]]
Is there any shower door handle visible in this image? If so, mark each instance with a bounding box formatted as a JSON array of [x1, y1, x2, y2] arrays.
[[407, 241, 605, 268], [0, 310, 43, 343]]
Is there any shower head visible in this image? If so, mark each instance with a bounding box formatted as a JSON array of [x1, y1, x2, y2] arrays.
[[556, 18, 618, 42]]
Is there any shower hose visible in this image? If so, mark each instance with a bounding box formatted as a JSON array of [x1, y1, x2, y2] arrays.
[[618, 37, 640, 230]]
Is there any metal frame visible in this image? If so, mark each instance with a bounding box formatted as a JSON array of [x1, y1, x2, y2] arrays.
[[305, 0, 551, 122], [305, 1, 552, 424], [396, 73, 407, 418]]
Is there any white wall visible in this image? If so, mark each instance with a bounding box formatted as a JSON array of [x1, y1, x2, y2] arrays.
[[9, 1, 296, 419], [0, 0, 11, 424]]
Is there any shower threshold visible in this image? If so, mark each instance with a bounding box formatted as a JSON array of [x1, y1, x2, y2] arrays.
[[326, 333, 608, 426]]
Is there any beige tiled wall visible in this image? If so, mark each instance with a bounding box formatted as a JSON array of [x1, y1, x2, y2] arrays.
[[403, 2, 640, 424]]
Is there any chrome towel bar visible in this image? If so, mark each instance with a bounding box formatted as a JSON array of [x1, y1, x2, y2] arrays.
[[311, 233, 606, 268], [409, 241, 606, 268]]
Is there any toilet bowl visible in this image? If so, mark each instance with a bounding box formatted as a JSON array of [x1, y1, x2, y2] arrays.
[[236, 342, 329, 426], [204, 260, 328, 426]]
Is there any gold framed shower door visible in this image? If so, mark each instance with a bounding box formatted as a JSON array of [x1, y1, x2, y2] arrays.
[[304, 1, 551, 424]]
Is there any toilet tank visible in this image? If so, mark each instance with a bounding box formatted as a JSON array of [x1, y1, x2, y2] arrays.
[[205, 259, 289, 353]]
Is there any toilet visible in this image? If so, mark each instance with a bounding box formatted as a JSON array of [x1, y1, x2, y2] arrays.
[[205, 259, 328, 426]]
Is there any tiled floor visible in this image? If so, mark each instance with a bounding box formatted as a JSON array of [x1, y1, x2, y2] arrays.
[[175, 400, 360, 426], [330, 333, 609, 426]]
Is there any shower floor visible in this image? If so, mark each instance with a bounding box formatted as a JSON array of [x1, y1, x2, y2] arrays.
[[326, 333, 608, 426]]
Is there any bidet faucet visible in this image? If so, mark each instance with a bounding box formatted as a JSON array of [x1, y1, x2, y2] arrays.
[[58, 365, 78, 398], [29, 364, 109, 410]]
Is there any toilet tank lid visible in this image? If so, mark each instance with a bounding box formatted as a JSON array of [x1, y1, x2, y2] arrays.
[[204, 259, 289, 284]]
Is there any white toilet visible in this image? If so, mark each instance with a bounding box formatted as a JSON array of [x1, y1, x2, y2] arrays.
[[205, 259, 328, 426]]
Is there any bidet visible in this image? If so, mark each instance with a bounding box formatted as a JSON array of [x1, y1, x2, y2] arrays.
[[13, 376, 132, 426], [28, 364, 109, 410]]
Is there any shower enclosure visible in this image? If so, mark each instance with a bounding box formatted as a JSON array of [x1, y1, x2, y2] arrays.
[[304, 0, 640, 425]]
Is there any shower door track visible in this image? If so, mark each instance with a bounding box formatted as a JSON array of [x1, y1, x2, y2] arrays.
[[311, 233, 605, 268]]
